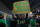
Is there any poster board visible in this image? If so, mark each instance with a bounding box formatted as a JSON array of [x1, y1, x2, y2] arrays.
[[13, 1, 31, 14]]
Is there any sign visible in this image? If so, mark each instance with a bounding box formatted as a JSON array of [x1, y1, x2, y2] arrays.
[[13, 1, 31, 14]]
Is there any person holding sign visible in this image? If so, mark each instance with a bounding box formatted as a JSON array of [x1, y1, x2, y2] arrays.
[[30, 16, 36, 27], [19, 14, 27, 27]]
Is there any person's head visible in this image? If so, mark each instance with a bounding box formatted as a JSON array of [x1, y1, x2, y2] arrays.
[[32, 16, 35, 19], [20, 14, 24, 19]]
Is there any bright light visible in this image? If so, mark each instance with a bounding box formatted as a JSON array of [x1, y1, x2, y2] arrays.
[[30, 12, 32, 14], [38, 10, 39, 12]]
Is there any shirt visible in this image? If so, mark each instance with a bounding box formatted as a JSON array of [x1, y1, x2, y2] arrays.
[[30, 19, 36, 27], [0, 19, 7, 25]]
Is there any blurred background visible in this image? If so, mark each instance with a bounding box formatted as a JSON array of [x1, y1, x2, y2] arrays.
[[0, 0, 40, 27]]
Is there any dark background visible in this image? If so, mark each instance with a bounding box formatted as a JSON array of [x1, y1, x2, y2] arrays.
[[0, 0, 40, 11]]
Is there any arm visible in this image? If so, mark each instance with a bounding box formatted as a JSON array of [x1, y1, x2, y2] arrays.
[[3, 20, 8, 27], [24, 20, 25, 23]]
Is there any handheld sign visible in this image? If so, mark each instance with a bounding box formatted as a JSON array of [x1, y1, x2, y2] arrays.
[[13, 1, 31, 14]]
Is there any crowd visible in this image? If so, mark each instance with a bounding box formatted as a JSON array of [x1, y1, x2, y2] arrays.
[[0, 14, 40, 27]]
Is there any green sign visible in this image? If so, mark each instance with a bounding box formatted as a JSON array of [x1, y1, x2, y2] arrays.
[[13, 1, 31, 14]]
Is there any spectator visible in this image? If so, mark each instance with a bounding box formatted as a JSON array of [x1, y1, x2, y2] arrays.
[[10, 16, 17, 27], [0, 14, 8, 27], [19, 14, 27, 27], [30, 16, 36, 27]]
